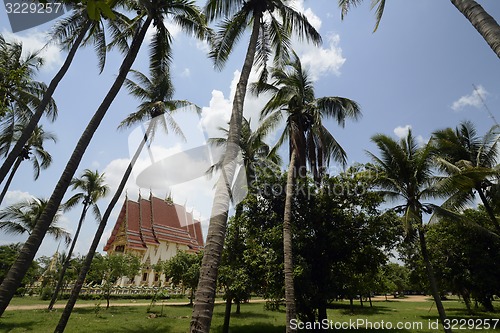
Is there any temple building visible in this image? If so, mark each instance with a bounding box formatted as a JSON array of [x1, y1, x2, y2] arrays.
[[104, 193, 204, 286]]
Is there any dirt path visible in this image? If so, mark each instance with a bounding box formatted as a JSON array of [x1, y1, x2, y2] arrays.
[[371, 295, 431, 302], [6, 296, 430, 311]]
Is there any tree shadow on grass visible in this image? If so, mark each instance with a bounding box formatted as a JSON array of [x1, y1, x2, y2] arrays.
[[212, 323, 285, 333], [213, 311, 272, 319], [0, 320, 38, 332]]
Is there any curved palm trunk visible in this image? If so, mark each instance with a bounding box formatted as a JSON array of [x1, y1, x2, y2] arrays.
[[418, 228, 452, 333], [48, 205, 89, 310], [0, 156, 22, 206], [190, 13, 262, 333], [54, 102, 154, 332], [476, 186, 500, 233], [283, 150, 297, 333], [0, 20, 92, 185], [0, 18, 152, 318], [450, 0, 500, 58]]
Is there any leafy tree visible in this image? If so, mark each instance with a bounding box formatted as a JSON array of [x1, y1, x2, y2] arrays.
[[192, 1, 321, 330], [367, 130, 451, 333], [255, 52, 360, 327], [163, 251, 203, 305], [338, 0, 500, 59], [48, 169, 108, 310], [0, 243, 39, 295], [0, 124, 57, 205], [427, 208, 500, 312], [87, 253, 140, 309]]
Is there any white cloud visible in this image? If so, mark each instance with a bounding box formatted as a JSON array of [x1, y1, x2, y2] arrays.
[[3, 190, 33, 206], [299, 34, 346, 80], [393, 125, 426, 146], [290, 0, 322, 31], [2, 29, 63, 71], [180, 68, 191, 78], [451, 85, 487, 111], [394, 125, 412, 139]]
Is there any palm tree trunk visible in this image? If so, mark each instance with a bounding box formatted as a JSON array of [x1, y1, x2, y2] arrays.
[[53, 76, 155, 332], [476, 186, 500, 233], [283, 150, 297, 333], [0, 156, 22, 206], [450, 0, 500, 58], [418, 228, 452, 333], [48, 205, 89, 310], [0, 18, 151, 318], [189, 13, 262, 333], [0, 20, 92, 185]]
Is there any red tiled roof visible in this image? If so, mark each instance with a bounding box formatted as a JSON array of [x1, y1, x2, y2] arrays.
[[104, 194, 204, 252]]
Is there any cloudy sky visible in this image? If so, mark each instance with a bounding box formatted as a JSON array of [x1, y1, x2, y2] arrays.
[[0, 0, 499, 258]]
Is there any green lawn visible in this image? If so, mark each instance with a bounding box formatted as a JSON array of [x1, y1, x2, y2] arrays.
[[0, 298, 498, 332]]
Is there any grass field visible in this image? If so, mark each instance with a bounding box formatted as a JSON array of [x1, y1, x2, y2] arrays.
[[0, 297, 499, 332]]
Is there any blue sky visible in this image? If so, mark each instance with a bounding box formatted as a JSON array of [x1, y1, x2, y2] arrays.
[[0, 0, 499, 259]]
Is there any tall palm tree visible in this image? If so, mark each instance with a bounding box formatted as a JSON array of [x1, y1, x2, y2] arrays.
[[0, 197, 69, 245], [0, 35, 57, 122], [0, 35, 58, 163], [338, 0, 500, 58], [53, 5, 210, 330], [367, 130, 451, 333], [191, 2, 321, 331], [207, 117, 280, 333], [432, 121, 500, 233], [0, 1, 209, 318], [0, 1, 119, 185], [255, 53, 360, 331], [48, 169, 108, 310], [207, 117, 282, 189], [0, 124, 56, 206]]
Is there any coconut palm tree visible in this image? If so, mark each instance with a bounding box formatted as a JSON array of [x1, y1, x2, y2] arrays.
[[0, 1, 121, 185], [48, 169, 108, 310], [191, 2, 321, 331], [255, 53, 360, 330], [0, 1, 209, 318], [432, 121, 500, 233], [0, 124, 56, 206], [207, 117, 282, 189], [338, 0, 500, 58], [207, 117, 281, 333], [367, 130, 451, 333], [0, 197, 69, 245], [0, 35, 57, 161]]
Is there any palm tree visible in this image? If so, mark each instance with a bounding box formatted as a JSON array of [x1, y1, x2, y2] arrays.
[[0, 1, 208, 318], [0, 197, 69, 245], [0, 124, 56, 206], [0, 1, 117, 185], [255, 53, 360, 330], [0, 35, 58, 166], [432, 121, 500, 233], [191, 2, 321, 331], [367, 130, 451, 333], [52, 5, 210, 330], [338, 0, 500, 58], [207, 117, 280, 333], [48, 169, 108, 310], [0, 35, 57, 122]]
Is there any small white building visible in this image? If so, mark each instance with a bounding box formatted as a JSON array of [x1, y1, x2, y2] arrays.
[[104, 194, 204, 286]]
